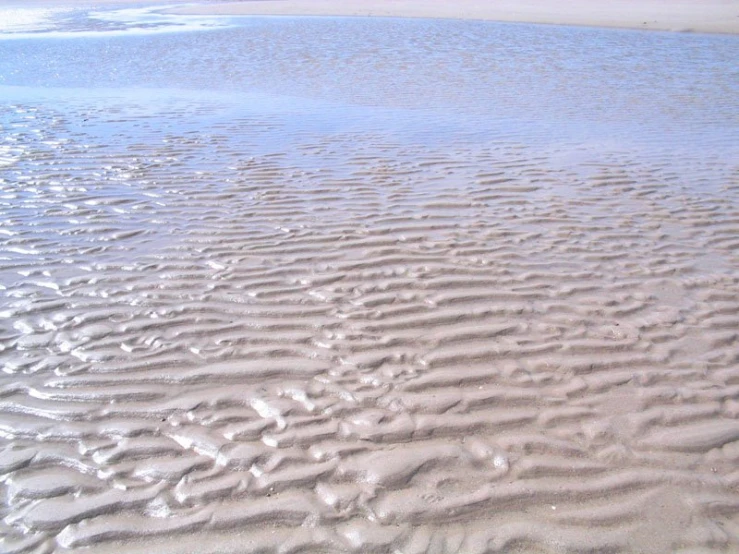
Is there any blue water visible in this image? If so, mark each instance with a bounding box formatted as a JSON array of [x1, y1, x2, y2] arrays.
[[2, 11, 738, 118], [0, 6, 737, 182]]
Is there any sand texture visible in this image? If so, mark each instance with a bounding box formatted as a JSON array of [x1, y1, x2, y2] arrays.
[[1, 4, 739, 554], [2, 105, 739, 553], [173, 0, 739, 34]]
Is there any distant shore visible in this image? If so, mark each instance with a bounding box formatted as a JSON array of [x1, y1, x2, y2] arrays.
[[167, 0, 739, 34]]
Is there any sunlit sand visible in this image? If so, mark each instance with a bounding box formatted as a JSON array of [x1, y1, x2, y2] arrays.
[[1, 2, 738, 553]]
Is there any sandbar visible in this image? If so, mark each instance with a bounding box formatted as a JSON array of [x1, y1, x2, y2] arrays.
[[171, 0, 739, 34]]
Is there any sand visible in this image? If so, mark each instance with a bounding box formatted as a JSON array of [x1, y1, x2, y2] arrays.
[[9, 0, 739, 34], [1, 2, 739, 554], [171, 0, 739, 34]]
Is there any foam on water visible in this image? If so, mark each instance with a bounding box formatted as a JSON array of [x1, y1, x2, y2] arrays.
[[0, 4, 234, 40], [0, 7, 62, 33]]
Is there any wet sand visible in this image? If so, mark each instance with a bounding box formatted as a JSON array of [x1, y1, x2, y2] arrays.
[[173, 0, 739, 34], [1, 3, 739, 554]]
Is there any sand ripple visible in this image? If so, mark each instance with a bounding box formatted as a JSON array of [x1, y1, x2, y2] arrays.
[[1, 12, 739, 554], [0, 96, 738, 553]]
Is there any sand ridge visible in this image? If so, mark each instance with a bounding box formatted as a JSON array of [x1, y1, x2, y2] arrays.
[[1, 98, 739, 552], [171, 0, 739, 34]]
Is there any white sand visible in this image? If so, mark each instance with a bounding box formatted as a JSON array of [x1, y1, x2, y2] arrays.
[[172, 0, 739, 34]]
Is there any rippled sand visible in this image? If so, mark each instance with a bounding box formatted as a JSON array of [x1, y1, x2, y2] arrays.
[[1, 5, 739, 554]]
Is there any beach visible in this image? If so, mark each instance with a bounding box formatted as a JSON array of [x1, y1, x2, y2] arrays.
[[171, 0, 739, 34], [1, 2, 738, 553]]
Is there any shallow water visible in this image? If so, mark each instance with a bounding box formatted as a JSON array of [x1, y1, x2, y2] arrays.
[[1, 6, 739, 554]]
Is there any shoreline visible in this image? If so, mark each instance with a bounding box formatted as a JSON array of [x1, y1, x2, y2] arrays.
[[2, 1, 739, 552], [168, 0, 739, 35]]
